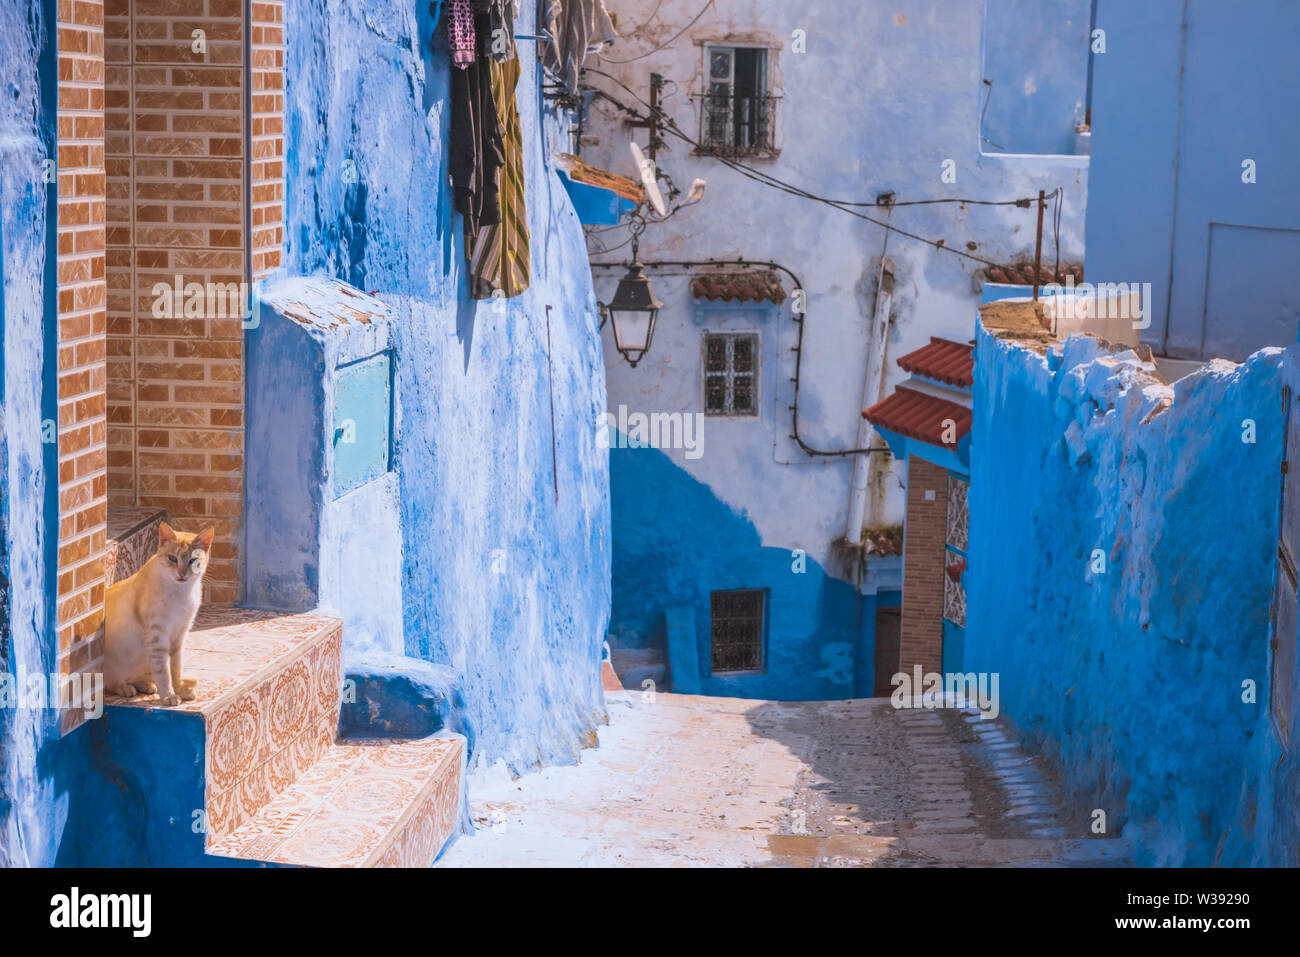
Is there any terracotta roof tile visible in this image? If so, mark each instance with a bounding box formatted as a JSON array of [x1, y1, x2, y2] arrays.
[[985, 262, 1084, 286], [896, 337, 975, 387], [862, 386, 971, 446], [690, 270, 787, 305]]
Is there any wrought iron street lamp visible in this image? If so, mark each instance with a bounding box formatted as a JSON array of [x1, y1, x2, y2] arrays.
[[605, 262, 661, 367], [601, 217, 661, 368]]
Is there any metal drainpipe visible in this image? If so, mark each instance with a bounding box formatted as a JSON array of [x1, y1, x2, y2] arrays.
[[844, 259, 895, 545], [844, 194, 897, 545]]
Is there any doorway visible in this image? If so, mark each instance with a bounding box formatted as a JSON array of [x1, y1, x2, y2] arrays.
[[873, 606, 901, 697]]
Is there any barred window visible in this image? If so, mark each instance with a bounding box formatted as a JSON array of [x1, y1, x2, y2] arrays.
[[698, 46, 777, 156], [710, 589, 766, 673], [943, 475, 970, 628], [703, 332, 758, 416]]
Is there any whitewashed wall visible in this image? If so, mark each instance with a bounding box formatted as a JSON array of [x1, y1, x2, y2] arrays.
[[586, 0, 1090, 579]]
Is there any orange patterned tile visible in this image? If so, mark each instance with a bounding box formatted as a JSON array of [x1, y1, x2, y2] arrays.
[[105, 606, 340, 716], [207, 736, 465, 867], [104, 606, 343, 845], [207, 688, 267, 792], [104, 605, 462, 867]]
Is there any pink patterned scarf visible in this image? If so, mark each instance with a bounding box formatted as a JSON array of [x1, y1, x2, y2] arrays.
[[448, 0, 477, 69]]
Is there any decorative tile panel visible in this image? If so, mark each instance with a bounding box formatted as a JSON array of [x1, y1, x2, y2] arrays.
[[207, 736, 464, 868], [943, 551, 967, 628], [104, 605, 343, 841], [946, 474, 969, 552], [944, 475, 968, 627], [103, 604, 464, 866], [104, 504, 166, 583]]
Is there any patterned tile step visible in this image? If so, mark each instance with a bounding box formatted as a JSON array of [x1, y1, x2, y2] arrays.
[[105, 505, 168, 585], [206, 735, 465, 867], [105, 606, 342, 717], [105, 606, 344, 844]]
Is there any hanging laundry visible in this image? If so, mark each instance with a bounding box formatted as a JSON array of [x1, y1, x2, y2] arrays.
[[447, 0, 477, 69], [467, 55, 531, 299], [539, 0, 618, 94], [472, 0, 519, 63], [448, 9, 505, 236]]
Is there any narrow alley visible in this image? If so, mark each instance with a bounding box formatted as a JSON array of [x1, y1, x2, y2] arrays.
[[3, 0, 1295, 906], [438, 694, 1132, 868]]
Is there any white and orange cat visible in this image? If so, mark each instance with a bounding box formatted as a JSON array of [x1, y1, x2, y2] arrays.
[[103, 522, 214, 706]]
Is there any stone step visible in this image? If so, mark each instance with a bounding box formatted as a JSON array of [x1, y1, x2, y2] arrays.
[[102, 606, 345, 855], [98, 605, 466, 866], [206, 735, 465, 867]]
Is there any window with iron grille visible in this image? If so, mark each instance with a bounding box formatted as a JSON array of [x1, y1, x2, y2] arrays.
[[703, 332, 758, 416], [944, 475, 969, 627], [710, 589, 766, 673], [697, 46, 777, 157]]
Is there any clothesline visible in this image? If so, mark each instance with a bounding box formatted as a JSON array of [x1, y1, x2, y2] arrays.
[[444, 1, 619, 300]]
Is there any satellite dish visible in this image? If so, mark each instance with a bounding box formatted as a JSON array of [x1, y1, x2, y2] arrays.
[[630, 141, 667, 216]]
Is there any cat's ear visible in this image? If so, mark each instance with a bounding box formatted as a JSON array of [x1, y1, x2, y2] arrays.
[[196, 526, 215, 550], [158, 522, 176, 544]]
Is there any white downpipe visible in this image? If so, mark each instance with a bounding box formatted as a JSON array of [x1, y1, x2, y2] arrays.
[[844, 260, 895, 544]]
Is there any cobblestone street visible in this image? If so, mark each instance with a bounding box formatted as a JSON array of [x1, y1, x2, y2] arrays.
[[438, 693, 1133, 867]]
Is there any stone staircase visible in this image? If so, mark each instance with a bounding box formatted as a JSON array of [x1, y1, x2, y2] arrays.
[[98, 606, 465, 867]]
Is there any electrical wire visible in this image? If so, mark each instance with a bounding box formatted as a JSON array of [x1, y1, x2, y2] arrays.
[[596, 0, 716, 65], [592, 232, 637, 255], [979, 78, 1005, 152], [688, 147, 1057, 268], [585, 66, 1053, 215], [582, 68, 1058, 268], [580, 77, 1066, 457], [590, 257, 892, 458]]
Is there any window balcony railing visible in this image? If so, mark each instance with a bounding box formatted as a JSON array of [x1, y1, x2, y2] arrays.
[[693, 93, 780, 158]]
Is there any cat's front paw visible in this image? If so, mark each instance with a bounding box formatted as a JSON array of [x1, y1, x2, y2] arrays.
[[177, 679, 197, 702], [136, 679, 157, 695], [109, 683, 139, 698], [158, 693, 182, 707]]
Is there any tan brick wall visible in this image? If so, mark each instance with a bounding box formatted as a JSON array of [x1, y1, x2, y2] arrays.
[[900, 455, 948, 678], [57, 0, 109, 735], [250, 0, 284, 279], [103, 0, 283, 605]]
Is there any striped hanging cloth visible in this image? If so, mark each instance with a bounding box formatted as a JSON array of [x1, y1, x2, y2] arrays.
[[467, 55, 530, 299]]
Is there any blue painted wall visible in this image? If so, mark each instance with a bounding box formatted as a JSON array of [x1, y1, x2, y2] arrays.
[[280, 0, 612, 775], [966, 321, 1298, 865], [3, 0, 613, 870], [610, 441, 859, 700], [981, 0, 1092, 156], [1085, 0, 1300, 361], [0, 0, 81, 869]]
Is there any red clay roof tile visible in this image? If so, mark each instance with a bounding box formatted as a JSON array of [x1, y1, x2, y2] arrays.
[[862, 386, 971, 446], [896, 337, 975, 388], [690, 270, 787, 305]]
